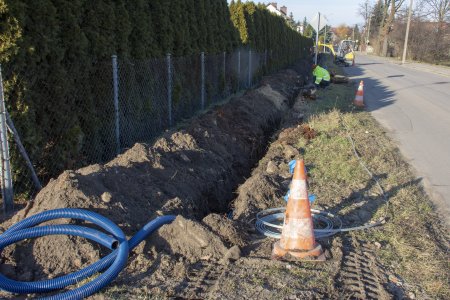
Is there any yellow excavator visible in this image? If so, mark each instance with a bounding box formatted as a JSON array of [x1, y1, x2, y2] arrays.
[[318, 40, 355, 66]]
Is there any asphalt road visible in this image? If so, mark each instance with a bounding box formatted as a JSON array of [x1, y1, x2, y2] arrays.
[[345, 54, 450, 226]]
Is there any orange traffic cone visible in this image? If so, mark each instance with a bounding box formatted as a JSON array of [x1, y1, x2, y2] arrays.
[[272, 159, 325, 261], [354, 80, 364, 107]]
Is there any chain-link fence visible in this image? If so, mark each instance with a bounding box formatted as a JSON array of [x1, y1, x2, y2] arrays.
[[0, 47, 304, 212]]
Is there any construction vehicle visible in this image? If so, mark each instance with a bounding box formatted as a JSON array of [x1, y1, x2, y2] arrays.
[[318, 40, 355, 66]]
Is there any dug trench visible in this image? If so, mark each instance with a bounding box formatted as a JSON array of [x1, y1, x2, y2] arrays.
[[1, 59, 448, 300], [0, 61, 312, 299]]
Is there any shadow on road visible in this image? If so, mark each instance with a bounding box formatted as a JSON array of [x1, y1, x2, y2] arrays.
[[344, 62, 396, 113], [356, 63, 382, 66]]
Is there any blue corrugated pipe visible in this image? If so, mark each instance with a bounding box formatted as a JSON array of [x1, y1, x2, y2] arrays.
[[0, 208, 175, 300]]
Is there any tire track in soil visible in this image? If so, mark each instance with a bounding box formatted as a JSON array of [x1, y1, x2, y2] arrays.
[[174, 261, 225, 299], [337, 237, 392, 300]]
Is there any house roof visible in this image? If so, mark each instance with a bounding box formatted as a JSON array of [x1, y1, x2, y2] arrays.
[[266, 2, 288, 17]]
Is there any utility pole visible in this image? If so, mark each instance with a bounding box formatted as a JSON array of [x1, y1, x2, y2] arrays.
[[314, 12, 321, 64], [402, 0, 413, 64], [366, 14, 372, 54], [323, 25, 327, 53]]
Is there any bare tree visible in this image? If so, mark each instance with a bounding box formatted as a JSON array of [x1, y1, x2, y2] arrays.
[[358, 0, 374, 46], [425, 0, 450, 21], [379, 0, 405, 56], [360, 0, 450, 62], [423, 1, 450, 60], [359, 0, 374, 21]]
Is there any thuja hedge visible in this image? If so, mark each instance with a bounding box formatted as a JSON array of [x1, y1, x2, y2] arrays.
[[230, 1, 313, 71], [0, 0, 311, 190]]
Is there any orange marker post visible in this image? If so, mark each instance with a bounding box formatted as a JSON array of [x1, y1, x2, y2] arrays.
[[354, 80, 365, 107]]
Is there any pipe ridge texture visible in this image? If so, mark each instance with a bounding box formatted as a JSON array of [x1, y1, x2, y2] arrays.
[[0, 208, 175, 300]]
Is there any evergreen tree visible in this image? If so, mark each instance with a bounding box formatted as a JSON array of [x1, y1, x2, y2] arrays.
[[82, 0, 116, 59], [230, 0, 248, 44], [353, 24, 361, 41], [195, 0, 208, 51], [243, 2, 257, 47], [179, 0, 192, 55], [186, 0, 200, 53], [149, 0, 172, 54], [372, 0, 385, 37], [170, 0, 187, 56], [127, 0, 156, 58], [214, 0, 226, 51], [288, 12, 296, 29], [303, 17, 314, 38], [114, 0, 131, 57], [204, 0, 216, 52]]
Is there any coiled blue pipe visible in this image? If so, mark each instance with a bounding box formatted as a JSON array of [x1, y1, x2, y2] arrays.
[[0, 208, 175, 300]]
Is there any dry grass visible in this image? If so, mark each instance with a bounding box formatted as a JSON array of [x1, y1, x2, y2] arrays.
[[298, 79, 449, 298]]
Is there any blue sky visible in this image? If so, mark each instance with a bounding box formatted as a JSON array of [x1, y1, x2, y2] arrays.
[[229, 1, 365, 26]]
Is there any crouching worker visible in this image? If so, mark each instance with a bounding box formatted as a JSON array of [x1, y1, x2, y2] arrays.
[[312, 64, 330, 88]]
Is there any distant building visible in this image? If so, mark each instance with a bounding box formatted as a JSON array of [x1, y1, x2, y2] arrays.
[[266, 2, 288, 19], [266, 3, 282, 16]]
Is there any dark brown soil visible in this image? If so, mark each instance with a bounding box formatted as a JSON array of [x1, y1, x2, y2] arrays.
[[0, 63, 309, 299]]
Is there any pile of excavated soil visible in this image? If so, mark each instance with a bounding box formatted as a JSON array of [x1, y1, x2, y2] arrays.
[[0, 66, 307, 298]]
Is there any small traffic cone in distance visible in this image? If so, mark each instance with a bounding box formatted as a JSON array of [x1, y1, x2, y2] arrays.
[[354, 80, 364, 108], [272, 159, 325, 261]]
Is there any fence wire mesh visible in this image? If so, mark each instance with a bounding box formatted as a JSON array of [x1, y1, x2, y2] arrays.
[[118, 57, 169, 150], [1, 60, 118, 206], [172, 54, 202, 122], [0, 48, 301, 208]]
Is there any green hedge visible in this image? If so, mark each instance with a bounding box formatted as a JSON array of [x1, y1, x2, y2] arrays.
[[229, 1, 313, 70], [0, 0, 312, 192]]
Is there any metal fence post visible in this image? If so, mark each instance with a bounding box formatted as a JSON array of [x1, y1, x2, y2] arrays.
[[223, 51, 226, 93], [200, 52, 205, 110], [112, 55, 120, 156], [265, 49, 268, 67], [167, 53, 172, 126], [6, 112, 41, 191], [237, 50, 241, 90], [248, 49, 252, 88], [0, 65, 14, 213]]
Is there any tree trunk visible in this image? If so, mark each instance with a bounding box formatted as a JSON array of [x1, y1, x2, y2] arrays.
[[433, 21, 444, 61], [381, 0, 396, 57], [382, 34, 389, 56]]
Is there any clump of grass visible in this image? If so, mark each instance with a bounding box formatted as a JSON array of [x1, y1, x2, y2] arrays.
[[308, 84, 354, 115]]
